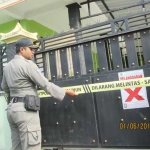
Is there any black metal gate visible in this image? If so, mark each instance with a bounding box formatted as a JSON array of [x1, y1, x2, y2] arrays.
[[40, 77, 99, 147], [93, 69, 150, 147], [1, 1, 150, 148], [35, 10, 150, 147]]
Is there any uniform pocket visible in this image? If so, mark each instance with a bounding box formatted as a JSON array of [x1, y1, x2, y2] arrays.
[[27, 117, 41, 145], [27, 129, 41, 145]]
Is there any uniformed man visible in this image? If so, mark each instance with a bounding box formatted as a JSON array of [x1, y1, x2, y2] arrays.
[[1, 38, 78, 150]]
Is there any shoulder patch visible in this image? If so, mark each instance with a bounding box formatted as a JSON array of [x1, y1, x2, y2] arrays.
[[33, 64, 37, 69], [36, 67, 41, 73]]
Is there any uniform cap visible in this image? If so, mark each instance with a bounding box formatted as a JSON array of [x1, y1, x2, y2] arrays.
[[15, 38, 39, 49]]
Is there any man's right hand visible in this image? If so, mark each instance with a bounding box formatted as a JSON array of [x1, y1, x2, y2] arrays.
[[65, 90, 78, 96]]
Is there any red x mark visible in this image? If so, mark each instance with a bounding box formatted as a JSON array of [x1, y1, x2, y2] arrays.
[[125, 87, 144, 102]]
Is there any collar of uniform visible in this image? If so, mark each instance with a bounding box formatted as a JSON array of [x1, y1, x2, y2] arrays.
[[14, 55, 26, 60]]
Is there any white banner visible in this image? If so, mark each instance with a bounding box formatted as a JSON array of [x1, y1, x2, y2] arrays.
[[118, 69, 149, 109]]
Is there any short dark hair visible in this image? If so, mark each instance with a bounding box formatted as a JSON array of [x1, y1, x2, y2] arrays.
[[16, 46, 21, 54]]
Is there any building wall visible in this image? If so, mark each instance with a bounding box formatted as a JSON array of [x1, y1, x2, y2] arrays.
[[0, 19, 57, 39]]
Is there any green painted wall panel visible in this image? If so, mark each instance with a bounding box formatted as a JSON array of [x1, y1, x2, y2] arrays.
[[0, 20, 17, 33], [26, 20, 57, 38], [0, 19, 57, 39]]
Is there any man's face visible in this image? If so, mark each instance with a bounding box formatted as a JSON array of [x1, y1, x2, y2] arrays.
[[20, 47, 34, 60]]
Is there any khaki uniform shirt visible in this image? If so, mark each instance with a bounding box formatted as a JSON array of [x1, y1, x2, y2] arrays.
[[1, 55, 65, 101]]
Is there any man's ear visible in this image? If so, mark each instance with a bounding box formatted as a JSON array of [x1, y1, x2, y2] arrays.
[[20, 47, 24, 53]]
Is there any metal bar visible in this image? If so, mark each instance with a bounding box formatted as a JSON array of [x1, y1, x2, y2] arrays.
[[117, 21, 125, 32], [67, 3, 81, 30], [124, 33, 139, 68], [60, 48, 69, 78], [6, 43, 15, 63], [101, 0, 115, 19], [35, 62, 43, 65], [44, 30, 112, 50], [128, 10, 150, 20], [144, 15, 148, 26], [2, 55, 7, 59], [129, 15, 150, 24], [83, 42, 94, 74], [44, 26, 111, 45], [96, 40, 108, 72], [87, 0, 91, 16], [40, 39, 48, 78], [110, 37, 123, 70], [44, 30, 111, 49], [35, 57, 43, 60], [120, 36, 128, 68], [82, 26, 111, 35], [80, 0, 100, 5], [80, 1, 150, 20], [107, 0, 122, 30], [49, 51, 57, 80], [42, 53, 48, 78], [114, 22, 125, 31], [129, 21, 150, 28], [111, 22, 115, 34], [35, 26, 150, 54], [2, 48, 6, 55], [140, 29, 150, 66], [137, 32, 143, 66], [105, 39, 113, 70], [120, 46, 143, 48], [125, 18, 129, 30], [71, 46, 81, 76], [141, 0, 148, 25], [1, 61, 7, 64]]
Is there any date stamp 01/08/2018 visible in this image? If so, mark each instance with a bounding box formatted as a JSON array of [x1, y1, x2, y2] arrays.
[[119, 123, 150, 130]]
